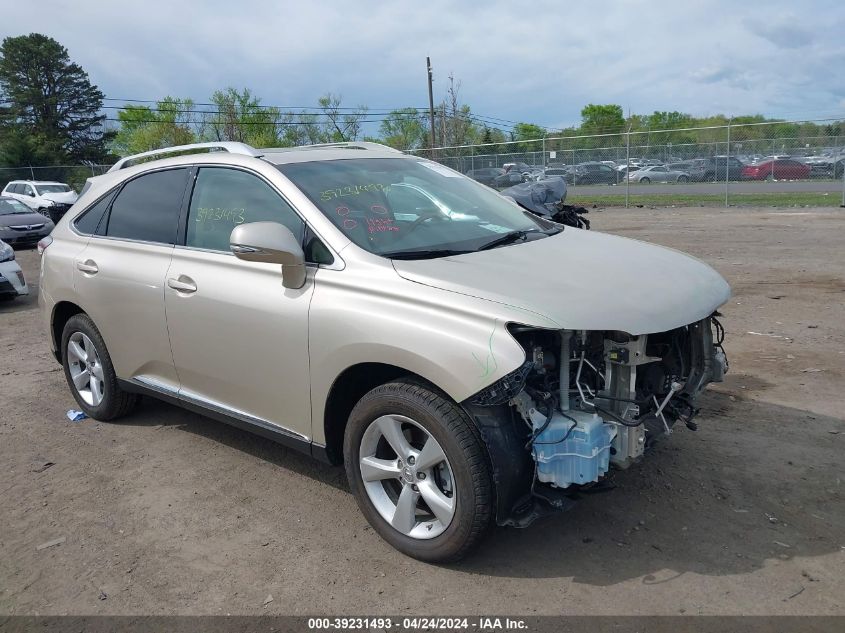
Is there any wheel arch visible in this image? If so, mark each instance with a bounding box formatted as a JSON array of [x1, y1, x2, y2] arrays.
[[321, 362, 434, 465], [51, 300, 86, 362]]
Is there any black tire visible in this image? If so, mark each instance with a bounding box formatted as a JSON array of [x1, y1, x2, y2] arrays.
[[344, 380, 493, 563], [61, 314, 138, 421], [677, 175, 689, 183], [639, 177, 650, 184]]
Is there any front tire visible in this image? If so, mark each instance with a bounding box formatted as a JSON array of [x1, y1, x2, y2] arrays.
[[344, 381, 493, 562], [61, 314, 138, 421], [639, 177, 650, 184]]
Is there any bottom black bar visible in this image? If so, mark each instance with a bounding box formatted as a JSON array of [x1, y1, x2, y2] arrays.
[[1, 616, 843, 633]]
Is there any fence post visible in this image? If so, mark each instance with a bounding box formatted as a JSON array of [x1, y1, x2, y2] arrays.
[[725, 118, 731, 207], [841, 159, 845, 207], [625, 126, 631, 209], [28, 165, 35, 180], [542, 137, 546, 167]]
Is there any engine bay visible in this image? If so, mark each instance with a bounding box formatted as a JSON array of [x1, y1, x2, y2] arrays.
[[471, 318, 727, 495]]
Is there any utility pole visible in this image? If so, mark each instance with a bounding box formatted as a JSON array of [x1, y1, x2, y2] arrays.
[[426, 57, 436, 155]]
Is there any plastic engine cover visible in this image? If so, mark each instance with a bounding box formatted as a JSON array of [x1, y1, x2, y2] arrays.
[[533, 410, 617, 488]]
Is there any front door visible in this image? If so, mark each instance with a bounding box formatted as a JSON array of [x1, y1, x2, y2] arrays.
[[164, 166, 314, 438]]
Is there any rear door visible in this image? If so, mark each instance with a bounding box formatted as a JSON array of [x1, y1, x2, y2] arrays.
[[73, 167, 190, 393], [163, 166, 314, 438]]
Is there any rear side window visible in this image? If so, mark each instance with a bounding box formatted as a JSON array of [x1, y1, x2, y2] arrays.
[[185, 167, 304, 252], [105, 168, 189, 244], [74, 191, 116, 235]]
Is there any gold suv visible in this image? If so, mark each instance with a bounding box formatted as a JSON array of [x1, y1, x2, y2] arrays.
[[39, 142, 729, 561]]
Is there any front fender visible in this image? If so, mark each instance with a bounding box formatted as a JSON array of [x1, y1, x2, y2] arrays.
[[307, 266, 555, 446]]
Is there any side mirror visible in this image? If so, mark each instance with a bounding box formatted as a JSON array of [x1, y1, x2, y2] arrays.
[[230, 221, 306, 289]]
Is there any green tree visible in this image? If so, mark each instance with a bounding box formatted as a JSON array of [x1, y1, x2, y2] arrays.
[[205, 87, 280, 147], [580, 104, 625, 135], [0, 33, 109, 164], [317, 93, 368, 142], [511, 122, 545, 151], [112, 97, 196, 155], [378, 108, 426, 150]]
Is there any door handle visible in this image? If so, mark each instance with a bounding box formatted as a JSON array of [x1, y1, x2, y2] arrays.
[[167, 275, 197, 294], [76, 259, 98, 274]]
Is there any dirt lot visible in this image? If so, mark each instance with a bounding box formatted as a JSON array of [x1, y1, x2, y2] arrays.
[[1, 206, 843, 616]]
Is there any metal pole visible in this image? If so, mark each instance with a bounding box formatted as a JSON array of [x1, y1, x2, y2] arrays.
[[625, 127, 631, 208], [725, 118, 731, 207], [29, 164, 35, 180], [542, 136, 546, 167], [426, 57, 436, 155], [841, 159, 844, 207]]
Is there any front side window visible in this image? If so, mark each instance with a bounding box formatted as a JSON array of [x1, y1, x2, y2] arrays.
[[277, 158, 554, 258], [185, 167, 304, 252], [105, 168, 188, 244]]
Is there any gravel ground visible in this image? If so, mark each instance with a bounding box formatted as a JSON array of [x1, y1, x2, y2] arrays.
[[1, 206, 843, 616]]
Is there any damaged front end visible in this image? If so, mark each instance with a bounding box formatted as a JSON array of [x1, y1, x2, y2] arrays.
[[463, 317, 728, 527]]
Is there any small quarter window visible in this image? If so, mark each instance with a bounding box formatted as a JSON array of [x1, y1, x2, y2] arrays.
[[74, 191, 116, 235]]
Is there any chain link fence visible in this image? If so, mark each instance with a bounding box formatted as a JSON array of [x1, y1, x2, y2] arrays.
[[0, 164, 111, 194], [409, 118, 845, 208], [3, 118, 844, 207]]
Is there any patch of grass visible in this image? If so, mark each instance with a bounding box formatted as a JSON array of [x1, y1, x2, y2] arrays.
[[567, 192, 843, 208]]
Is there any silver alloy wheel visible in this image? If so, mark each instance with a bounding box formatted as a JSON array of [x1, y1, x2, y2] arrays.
[[67, 332, 105, 407], [359, 414, 456, 539]]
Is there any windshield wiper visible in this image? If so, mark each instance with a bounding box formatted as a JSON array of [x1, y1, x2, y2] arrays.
[[382, 248, 473, 260], [477, 230, 534, 251]]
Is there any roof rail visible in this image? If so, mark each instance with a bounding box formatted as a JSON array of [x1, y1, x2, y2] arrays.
[[108, 142, 263, 172], [260, 141, 402, 154]]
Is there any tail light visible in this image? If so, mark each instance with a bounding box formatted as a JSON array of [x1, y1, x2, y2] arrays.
[[37, 235, 53, 255]]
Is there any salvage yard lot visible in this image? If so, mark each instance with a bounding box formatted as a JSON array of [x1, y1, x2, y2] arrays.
[[1, 206, 843, 615]]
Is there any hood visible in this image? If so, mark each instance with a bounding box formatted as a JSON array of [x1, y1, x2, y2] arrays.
[[42, 191, 78, 204], [0, 211, 53, 228], [392, 229, 730, 335]]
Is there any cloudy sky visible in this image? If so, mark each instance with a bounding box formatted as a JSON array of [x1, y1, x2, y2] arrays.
[[3, 0, 844, 133]]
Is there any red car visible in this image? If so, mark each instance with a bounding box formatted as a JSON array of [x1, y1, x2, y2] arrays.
[[741, 158, 811, 180]]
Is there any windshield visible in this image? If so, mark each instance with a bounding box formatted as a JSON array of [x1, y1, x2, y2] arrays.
[[36, 184, 72, 194], [0, 199, 32, 215], [277, 158, 552, 257]]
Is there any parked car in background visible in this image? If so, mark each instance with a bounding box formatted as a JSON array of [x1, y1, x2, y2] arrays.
[[501, 162, 532, 174], [0, 196, 55, 247], [493, 170, 529, 188], [668, 160, 707, 181], [541, 167, 572, 180], [800, 153, 845, 179], [741, 158, 811, 180], [569, 162, 619, 185], [1, 180, 78, 222], [702, 156, 744, 181], [0, 238, 29, 301], [626, 165, 690, 184], [465, 167, 505, 187]]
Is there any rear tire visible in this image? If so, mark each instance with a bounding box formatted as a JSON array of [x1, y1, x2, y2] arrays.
[[677, 175, 689, 183], [344, 380, 493, 562], [61, 314, 138, 421], [639, 177, 650, 184]]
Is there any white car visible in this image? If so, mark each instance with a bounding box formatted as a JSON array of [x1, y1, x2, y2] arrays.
[[2, 180, 78, 222], [0, 239, 29, 301]]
